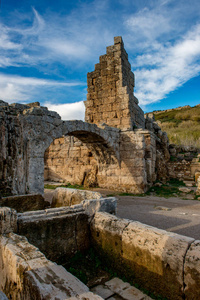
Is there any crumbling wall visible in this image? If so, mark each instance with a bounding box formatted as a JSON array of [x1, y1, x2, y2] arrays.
[[0, 100, 122, 195], [0, 101, 63, 195], [168, 145, 200, 180], [85, 36, 145, 130], [0, 101, 27, 196]]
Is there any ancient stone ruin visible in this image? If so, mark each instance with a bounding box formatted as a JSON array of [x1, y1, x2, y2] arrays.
[[1, 37, 200, 300], [2, 36, 171, 196]]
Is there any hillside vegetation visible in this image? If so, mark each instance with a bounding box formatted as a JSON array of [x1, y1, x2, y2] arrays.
[[153, 104, 200, 149]]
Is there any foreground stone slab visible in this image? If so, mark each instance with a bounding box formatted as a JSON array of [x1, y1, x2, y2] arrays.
[[90, 212, 130, 263], [0, 233, 89, 299], [104, 278, 152, 300], [17, 210, 90, 263]]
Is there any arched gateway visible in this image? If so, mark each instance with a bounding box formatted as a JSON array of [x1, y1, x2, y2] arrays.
[[14, 105, 120, 195]]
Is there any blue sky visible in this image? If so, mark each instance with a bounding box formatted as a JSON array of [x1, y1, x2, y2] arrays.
[[0, 0, 200, 120]]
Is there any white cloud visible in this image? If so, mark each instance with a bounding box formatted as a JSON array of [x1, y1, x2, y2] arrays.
[[44, 39, 90, 59], [1, 0, 200, 109], [0, 25, 22, 50], [134, 24, 200, 105], [126, 8, 171, 42], [45, 101, 85, 120], [0, 73, 83, 102]]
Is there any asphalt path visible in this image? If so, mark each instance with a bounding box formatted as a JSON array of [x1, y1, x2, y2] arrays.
[[115, 195, 200, 240]]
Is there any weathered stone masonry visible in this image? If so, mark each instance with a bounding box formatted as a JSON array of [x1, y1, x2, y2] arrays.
[[45, 37, 169, 191], [0, 37, 169, 195], [1, 204, 200, 299], [85, 36, 145, 129]]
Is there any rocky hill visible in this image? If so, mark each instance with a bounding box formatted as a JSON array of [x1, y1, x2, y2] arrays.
[[146, 104, 200, 149]]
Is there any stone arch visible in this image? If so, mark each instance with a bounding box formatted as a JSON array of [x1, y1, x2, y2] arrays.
[[26, 120, 120, 194]]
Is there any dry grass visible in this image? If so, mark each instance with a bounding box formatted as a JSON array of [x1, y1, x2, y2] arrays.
[[154, 105, 200, 148]]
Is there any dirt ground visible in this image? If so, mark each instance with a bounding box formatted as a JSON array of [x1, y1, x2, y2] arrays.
[[44, 187, 200, 240]]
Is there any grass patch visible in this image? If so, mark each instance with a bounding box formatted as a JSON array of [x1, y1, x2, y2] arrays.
[[44, 183, 85, 190], [146, 185, 180, 198], [118, 192, 145, 197], [146, 179, 186, 198], [167, 178, 186, 187], [154, 105, 200, 149]]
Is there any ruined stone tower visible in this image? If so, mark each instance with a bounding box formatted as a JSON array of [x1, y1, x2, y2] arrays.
[[85, 36, 145, 129]]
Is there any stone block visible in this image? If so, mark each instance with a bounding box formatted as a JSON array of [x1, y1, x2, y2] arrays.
[[0, 194, 49, 213], [90, 212, 129, 263], [68, 292, 104, 299], [195, 172, 200, 182], [18, 211, 90, 263], [178, 187, 192, 193], [0, 207, 17, 234], [91, 284, 114, 298], [83, 197, 117, 216], [51, 187, 102, 208], [105, 278, 130, 294]]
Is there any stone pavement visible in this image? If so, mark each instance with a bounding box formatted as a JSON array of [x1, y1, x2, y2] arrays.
[[91, 278, 152, 300]]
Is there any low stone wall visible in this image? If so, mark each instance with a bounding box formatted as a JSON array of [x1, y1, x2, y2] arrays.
[[90, 212, 200, 300], [51, 187, 102, 208], [167, 146, 200, 181], [0, 232, 103, 300], [0, 194, 49, 212], [17, 196, 116, 263], [2, 205, 200, 299], [17, 206, 90, 264], [167, 160, 192, 180]]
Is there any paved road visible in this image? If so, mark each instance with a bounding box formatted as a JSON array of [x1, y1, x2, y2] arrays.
[[116, 195, 200, 240], [93, 188, 200, 240]]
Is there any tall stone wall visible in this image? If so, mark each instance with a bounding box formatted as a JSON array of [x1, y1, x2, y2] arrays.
[[0, 101, 34, 195], [0, 101, 63, 195], [85, 36, 145, 130], [44, 136, 98, 187]]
